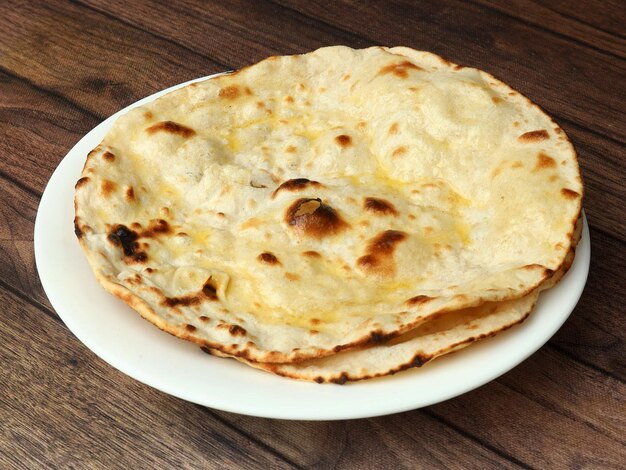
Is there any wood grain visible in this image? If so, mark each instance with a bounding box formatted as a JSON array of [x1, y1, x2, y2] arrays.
[[430, 361, 626, 469], [474, 0, 626, 60], [1, 1, 625, 468], [0, 69, 98, 193], [211, 409, 522, 470], [215, 342, 626, 469], [550, 231, 625, 380], [499, 0, 626, 40], [0, 0, 221, 118]]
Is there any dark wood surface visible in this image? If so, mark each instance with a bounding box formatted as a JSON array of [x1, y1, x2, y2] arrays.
[[1, 1, 624, 468]]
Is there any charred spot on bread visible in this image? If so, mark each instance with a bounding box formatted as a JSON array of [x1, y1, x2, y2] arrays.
[[74, 218, 83, 238], [108, 225, 139, 257], [357, 230, 408, 276], [218, 85, 241, 100], [146, 121, 196, 138], [364, 197, 399, 216], [229, 325, 247, 336], [272, 178, 322, 198], [561, 188, 580, 200], [125, 186, 135, 202], [202, 278, 218, 300], [377, 60, 423, 78], [102, 151, 116, 162], [257, 252, 280, 265], [518, 129, 549, 142], [143, 219, 171, 237], [75, 177, 90, 189], [335, 134, 352, 147], [534, 152, 557, 171], [285, 198, 349, 238]]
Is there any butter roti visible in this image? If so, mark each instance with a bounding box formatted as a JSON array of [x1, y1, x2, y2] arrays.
[[74, 46, 582, 363]]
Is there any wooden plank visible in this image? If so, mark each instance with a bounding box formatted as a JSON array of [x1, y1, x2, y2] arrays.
[[211, 407, 521, 469], [270, 0, 625, 143], [0, 0, 223, 119], [0, 0, 623, 466], [0, 287, 294, 469], [560, 121, 624, 241], [497, 349, 625, 443], [0, 69, 99, 193], [550, 229, 626, 381], [0, 179, 48, 309], [78, 0, 370, 68], [529, 0, 626, 40], [430, 347, 626, 468], [17, 0, 626, 147], [474, 0, 626, 59]]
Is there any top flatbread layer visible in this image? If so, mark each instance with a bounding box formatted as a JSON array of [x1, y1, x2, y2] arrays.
[[74, 46, 582, 363]]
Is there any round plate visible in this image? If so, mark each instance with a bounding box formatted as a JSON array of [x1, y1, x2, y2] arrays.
[[35, 75, 591, 420]]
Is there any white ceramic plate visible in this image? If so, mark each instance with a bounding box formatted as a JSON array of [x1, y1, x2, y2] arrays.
[[35, 75, 590, 420]]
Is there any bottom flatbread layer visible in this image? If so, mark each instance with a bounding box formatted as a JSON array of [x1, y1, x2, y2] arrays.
[[205, 292, 537, 383]]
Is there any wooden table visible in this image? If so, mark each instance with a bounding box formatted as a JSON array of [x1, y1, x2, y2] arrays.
[[1, 1, 624, 468]]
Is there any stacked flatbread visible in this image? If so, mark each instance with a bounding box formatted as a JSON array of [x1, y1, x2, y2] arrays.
[[74, 46, 582, 383]]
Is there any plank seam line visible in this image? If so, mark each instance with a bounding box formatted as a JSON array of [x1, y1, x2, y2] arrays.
[[589, 224, 624, 249], [543, 5, 626, 41], [201, 407, 304, 469], [267, 0, 378, 45], [0, 168, 42, 199], [421, 408, 534, 469], [0, 65, 104, 123], [70, 0, 231, 71], [498, 378, 626, 447], [470, 0, 626, 62], [0, 278, 61, 325], [546, 342, 625, 385]]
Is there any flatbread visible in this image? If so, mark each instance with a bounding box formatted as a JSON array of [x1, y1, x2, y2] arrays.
[[74, 46, 582, 363]]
